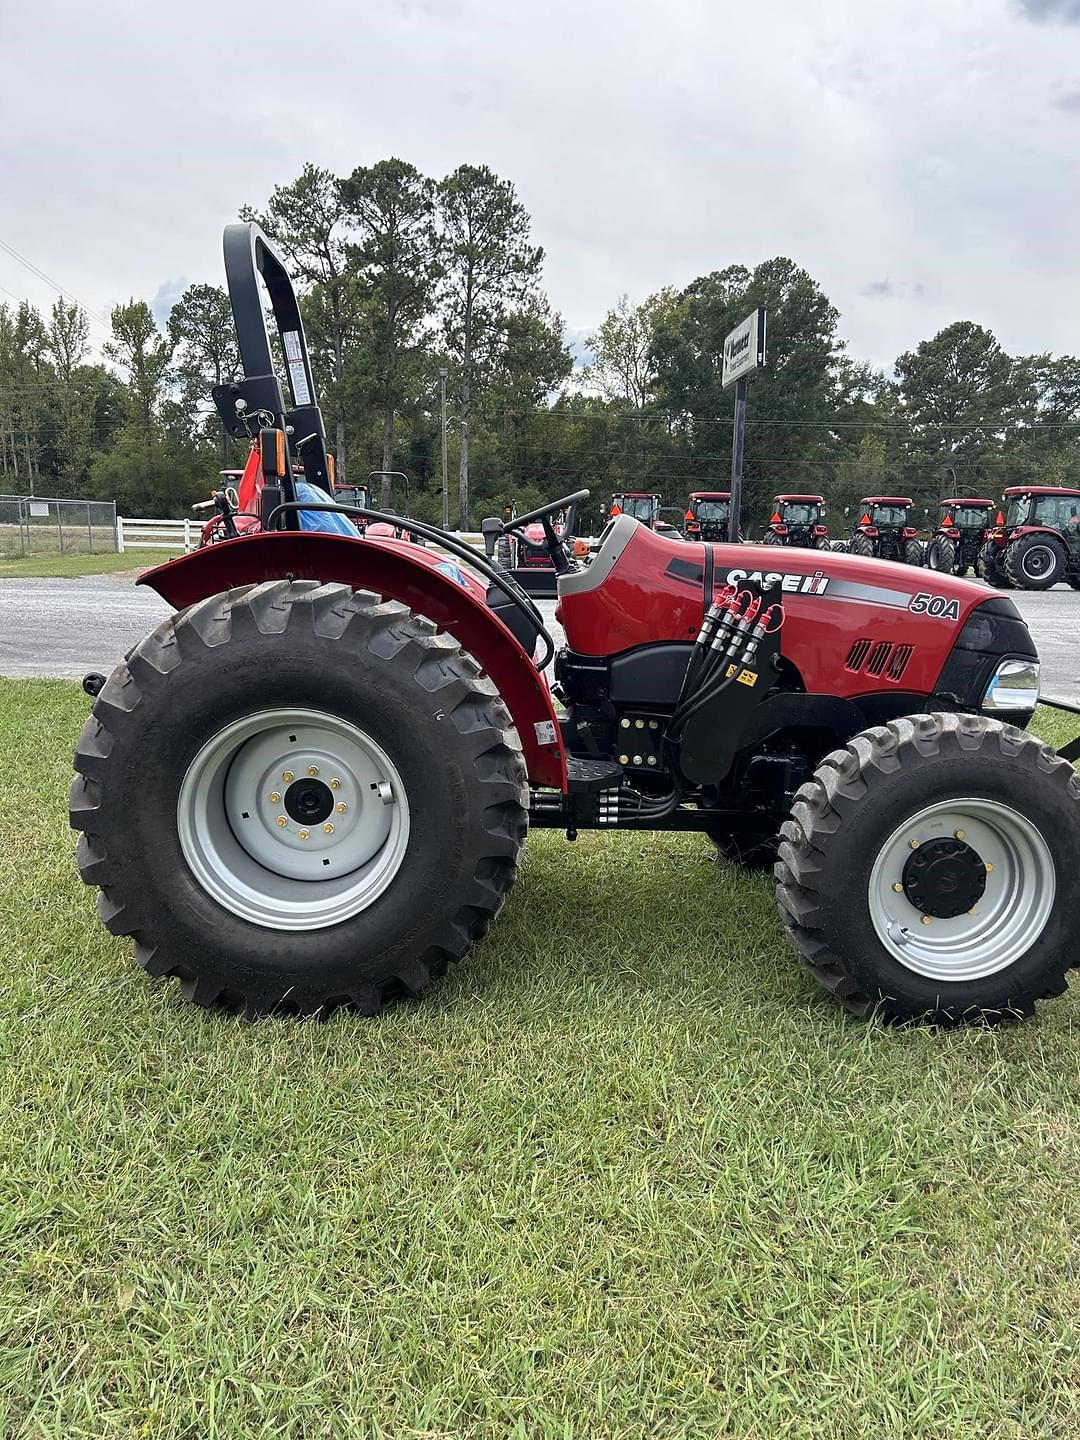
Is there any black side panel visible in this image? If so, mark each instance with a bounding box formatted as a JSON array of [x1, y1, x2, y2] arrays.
[[609, 644, 693, 705]]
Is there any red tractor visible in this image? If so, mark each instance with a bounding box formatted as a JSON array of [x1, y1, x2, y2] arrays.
[[685, 491, 735, 542], [762, 494, 830, 550], [977, 487, 1080, 591], [846, 496, 924, 566], [71, 223, 1080, 1030], [926, 498, 996, 577]]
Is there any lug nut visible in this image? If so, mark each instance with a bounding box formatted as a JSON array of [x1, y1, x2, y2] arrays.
[[330, 778, 342, 790], [920, 915, 932, 925], [893, 882, 904, 893], [620, 718, 630, 729], [308, 765, 319, 777], [954, 829, 966, 841], [336, 802, 347, 814], [269, 791, 281, 804], [909, 839, 920, 850], [634, 719, 645, 730], [276, 816, 287, 828], [282, 770, 294, 783], [323, 823, 334, 835], [985, 862, 994, 873], [298, 829, 310, 841]]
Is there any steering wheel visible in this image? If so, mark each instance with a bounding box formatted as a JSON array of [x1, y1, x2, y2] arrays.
[[503, 489, 589, 572]]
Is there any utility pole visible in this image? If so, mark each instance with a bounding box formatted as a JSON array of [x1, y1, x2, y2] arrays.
[[439, 367, 449, 531]]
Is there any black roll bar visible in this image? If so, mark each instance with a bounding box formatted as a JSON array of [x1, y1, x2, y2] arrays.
[[212, 222, 333, 526]]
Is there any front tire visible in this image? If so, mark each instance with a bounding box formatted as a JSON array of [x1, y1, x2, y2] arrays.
[[1004, 533, 1066, 590], [927, 536, 956, 574], [775, 714, 1080, 1025], [70, 581, 528, 1017]]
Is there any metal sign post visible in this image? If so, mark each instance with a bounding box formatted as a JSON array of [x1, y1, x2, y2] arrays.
[[721, 307, 766, 543]]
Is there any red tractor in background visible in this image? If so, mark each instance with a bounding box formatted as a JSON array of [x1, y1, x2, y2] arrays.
[[762, 494, 830, 549], [71, 222, 1080, 1032], [846, 496, 924, 566], [925, 498, 995, 577], [684, 491, 737, 542], [977, 487, 1080, 591], [608, 492, 684, 538]]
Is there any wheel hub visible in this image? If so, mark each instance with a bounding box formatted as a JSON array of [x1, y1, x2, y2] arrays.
[[901, 837, 987, 918], [284, 777, 334, 826], [1023, 546, 1053, 577]]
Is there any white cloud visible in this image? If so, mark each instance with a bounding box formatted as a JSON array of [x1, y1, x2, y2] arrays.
[[0, 0, 1077, 375]]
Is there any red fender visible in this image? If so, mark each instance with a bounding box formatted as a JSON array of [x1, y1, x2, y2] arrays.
[[138, 531, 567, 790]]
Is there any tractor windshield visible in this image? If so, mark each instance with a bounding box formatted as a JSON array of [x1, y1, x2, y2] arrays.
[[693, 499, 730, 522], [1032, 494, 1080, 530], [334, 485, 369, 509], [616, 496, 658, 523], [947, 506, 993, 529], [869, 505, 908, 527], [781, 504, 820, 525]]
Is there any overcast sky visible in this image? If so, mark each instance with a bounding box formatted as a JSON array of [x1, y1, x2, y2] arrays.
[[1, 0, 1078, 375]]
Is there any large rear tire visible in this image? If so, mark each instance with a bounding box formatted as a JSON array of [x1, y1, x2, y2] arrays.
[[70, 581, 528, 1018], [762, 530, 783, 546], [848, 532, 873, 559], [977, 541, 1012, 588], [927, 536, 956, 574], [903, 538, 925, 567], [775, 714, 1080, 1025], [1004, 533, 1067, 590]]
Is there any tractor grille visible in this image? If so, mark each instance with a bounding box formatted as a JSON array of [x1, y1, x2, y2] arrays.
[[845, 639, 914, 683]]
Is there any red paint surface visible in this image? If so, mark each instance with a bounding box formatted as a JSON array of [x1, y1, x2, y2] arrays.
[[558, 525, 992, 699]]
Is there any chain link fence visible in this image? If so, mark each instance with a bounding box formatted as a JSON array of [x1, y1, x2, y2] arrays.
[[0, 495, 118, 558]]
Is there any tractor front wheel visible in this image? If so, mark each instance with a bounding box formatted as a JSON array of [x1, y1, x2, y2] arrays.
[[775, 714, 1080, 1025], [977, 541, 1011, 588], [1004, 533, 1067, 590], [70, 581, 528, 1017], [927, 536, 956, 573]]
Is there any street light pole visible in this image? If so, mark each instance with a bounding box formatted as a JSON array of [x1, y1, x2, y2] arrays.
[[439, 366, 449, 532]]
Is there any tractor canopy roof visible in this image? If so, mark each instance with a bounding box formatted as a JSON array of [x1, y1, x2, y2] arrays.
[[1003, 486, 1080, 498], [689, 490, 731, 500], [941, 497, 993, 508], [775, 493, 823, 504], [859, 496, 912, 506], [613, 491, 659, 499]]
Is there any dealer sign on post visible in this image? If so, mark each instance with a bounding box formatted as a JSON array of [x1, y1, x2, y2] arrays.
[[721, 307, 766, 542]]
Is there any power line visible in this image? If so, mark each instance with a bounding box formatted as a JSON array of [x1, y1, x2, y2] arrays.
[[0, 235, 112, 333]]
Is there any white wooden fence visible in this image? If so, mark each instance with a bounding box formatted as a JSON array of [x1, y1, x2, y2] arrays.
[[116, 517, 197, 553], [116, 516, 487, 556]]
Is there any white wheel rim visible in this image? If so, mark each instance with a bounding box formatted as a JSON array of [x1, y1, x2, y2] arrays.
[[1021, 545, 1056, 579], [867, 798, 1055, 981], [177, 708, 411, 931]]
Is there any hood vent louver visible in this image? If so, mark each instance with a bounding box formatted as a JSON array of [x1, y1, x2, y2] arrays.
[[845, 639, 914, 684]]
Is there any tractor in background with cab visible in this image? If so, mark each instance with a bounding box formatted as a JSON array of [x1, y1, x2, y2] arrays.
[[846, 497, 924, 566], [762, 494, 830, 550], [977, 487, 1080, 591], [926, 498, 996, 577]]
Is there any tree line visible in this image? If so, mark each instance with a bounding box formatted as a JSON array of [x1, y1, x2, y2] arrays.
[[2, 157, 1078, 532]]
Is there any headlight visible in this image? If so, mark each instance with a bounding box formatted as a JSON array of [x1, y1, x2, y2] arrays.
[[982, 658, 1040, 711]]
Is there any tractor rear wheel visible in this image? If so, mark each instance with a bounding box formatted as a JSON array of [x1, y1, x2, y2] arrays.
[[977, 541, 1011, 588], [1004, 533, 1066, 590], [903, 538, 925, 566], [927, 536, 956, 574], [848, 533, 873, 558], [763, 530, 782, 546], [774, 714, 1080, 1025], [70, 581, 528, 1018]]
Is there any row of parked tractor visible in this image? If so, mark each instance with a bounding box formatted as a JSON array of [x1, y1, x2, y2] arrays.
[[609, 486, 1080, 592]]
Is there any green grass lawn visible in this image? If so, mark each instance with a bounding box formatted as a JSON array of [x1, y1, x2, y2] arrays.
[[2, 680, 1078, 1439], [0, 549, 179, 580]]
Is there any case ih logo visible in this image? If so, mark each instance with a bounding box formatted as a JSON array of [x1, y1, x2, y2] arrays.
[[724, 567, 830, 595]]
